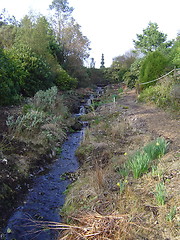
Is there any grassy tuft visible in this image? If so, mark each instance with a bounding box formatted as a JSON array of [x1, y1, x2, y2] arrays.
[[127, 151, 150, 179], [143, 137, 168, 160], [155, 182, 166, 205]]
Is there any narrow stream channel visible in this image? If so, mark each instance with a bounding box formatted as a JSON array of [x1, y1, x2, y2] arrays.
[[4, 106, 87, 240]]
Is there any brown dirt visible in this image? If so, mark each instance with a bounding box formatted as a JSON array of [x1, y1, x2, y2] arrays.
[[119, 90, 180, 150]]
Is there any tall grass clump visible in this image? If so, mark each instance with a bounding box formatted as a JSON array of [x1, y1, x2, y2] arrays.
[[155, 182, 166, 205], [143, 137, 168, 160], [122, 137, 168, 179], [127, 151, 150, 179]]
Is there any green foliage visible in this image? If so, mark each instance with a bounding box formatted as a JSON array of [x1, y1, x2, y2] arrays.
[[155, 182, 166, 205], [139, 51, 168, 87], [0, 48, 22, 105], [166, 206, 177, 222], [123, 58, 142, 88], [133, 22, 173, 54], [169, 37, 180, 68], [121, 137, 168, 179], [138, 76, 179, 110], [127, 151, 150, 179], [55, 66, 78, 90], [6, 87, 69, 146], [9, 44, 54, 96], [33, 86, 58, 112], [143, 137, 168, 160]]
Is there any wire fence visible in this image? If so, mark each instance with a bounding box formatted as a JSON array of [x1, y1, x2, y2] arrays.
[[139, 68, 180, 86]]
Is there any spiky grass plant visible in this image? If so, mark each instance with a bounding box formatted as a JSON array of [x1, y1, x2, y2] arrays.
[[155, 182, 166, 205], [127, 151, 150, 179], [143, 137, 168, 160], [166, 206, 176, 222], [123, 137, 168, 179]]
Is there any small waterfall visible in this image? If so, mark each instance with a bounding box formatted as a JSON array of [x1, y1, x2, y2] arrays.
[[86, 94, 94, 106], [96, 87, 104, 97], [79, 105, 85, 115]]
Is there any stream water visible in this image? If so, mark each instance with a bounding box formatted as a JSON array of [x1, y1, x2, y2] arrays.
[[4, 111, 86, 240], [3, 88, 104, 240]]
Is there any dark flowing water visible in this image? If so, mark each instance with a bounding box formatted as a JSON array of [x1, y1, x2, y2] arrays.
[[3, 88, 104, 240], [4, 128, 84, 240]]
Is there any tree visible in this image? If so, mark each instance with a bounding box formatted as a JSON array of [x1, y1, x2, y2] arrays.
[[0, 9, 18, 49], [109, 50, 137, 83], [133, 22, 173, 54], [49, 0, 73, 44], [169, 34, 180, 67]]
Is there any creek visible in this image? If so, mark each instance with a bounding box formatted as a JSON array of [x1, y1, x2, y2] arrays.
[[3, 102, 90, 240]]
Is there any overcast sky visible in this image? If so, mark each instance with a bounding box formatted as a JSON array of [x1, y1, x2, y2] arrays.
[[1, 0, 180, 67]]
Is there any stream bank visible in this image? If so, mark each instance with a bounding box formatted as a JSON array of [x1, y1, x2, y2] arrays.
[[0, 87, 96, 236], [1, 87, 104, 239]]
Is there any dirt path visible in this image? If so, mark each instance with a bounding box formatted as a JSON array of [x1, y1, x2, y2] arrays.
[[119, 90, 180, 150]]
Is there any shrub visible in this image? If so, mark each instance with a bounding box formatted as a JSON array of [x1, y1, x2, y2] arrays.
[[138, 76, 179, 109], [9, 44, 54, 97], [0, 48, 21, 105], [139, 51, 168, 88], [55, 66, 78, 91], [33, 86, 58, 112], [6, 87, 69, 147]]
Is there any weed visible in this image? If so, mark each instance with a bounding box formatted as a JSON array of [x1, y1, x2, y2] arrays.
[[117, 179, 128, 194], [118, 166, 129, 178], [118, 88, 123, 93], [151, 165, 163, 180], [155, 182, 166, 205], [166, 206, 176, 222]]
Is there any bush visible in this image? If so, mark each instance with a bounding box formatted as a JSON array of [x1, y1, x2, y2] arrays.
[[0, 48, 21, 105], [9, 44, 54, 97], [55, 66, 78, 91], [140, 51, 168, 88], [138, 76, 179, 109], [6, 87, 69, 147]]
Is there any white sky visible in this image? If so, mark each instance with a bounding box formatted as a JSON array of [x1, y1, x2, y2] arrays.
[[0, 0, 180, 67]]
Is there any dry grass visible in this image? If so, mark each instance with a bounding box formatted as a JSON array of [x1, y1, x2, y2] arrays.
[[30, 212, 150, 240]]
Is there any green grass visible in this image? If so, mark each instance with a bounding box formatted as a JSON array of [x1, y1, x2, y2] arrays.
[[143, 137, 168, 160], [155, 182, 166, 205], [127, 151, 150, 179], [166, 206, 176, 222], [120, 137, 168, 179]]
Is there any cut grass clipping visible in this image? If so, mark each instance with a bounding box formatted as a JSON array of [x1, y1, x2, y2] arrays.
[[121, 137, 168, 179]]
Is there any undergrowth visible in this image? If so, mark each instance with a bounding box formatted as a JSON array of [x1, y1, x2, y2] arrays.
[[138, 76, 180, 112], [6, 86, 70, 148]]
